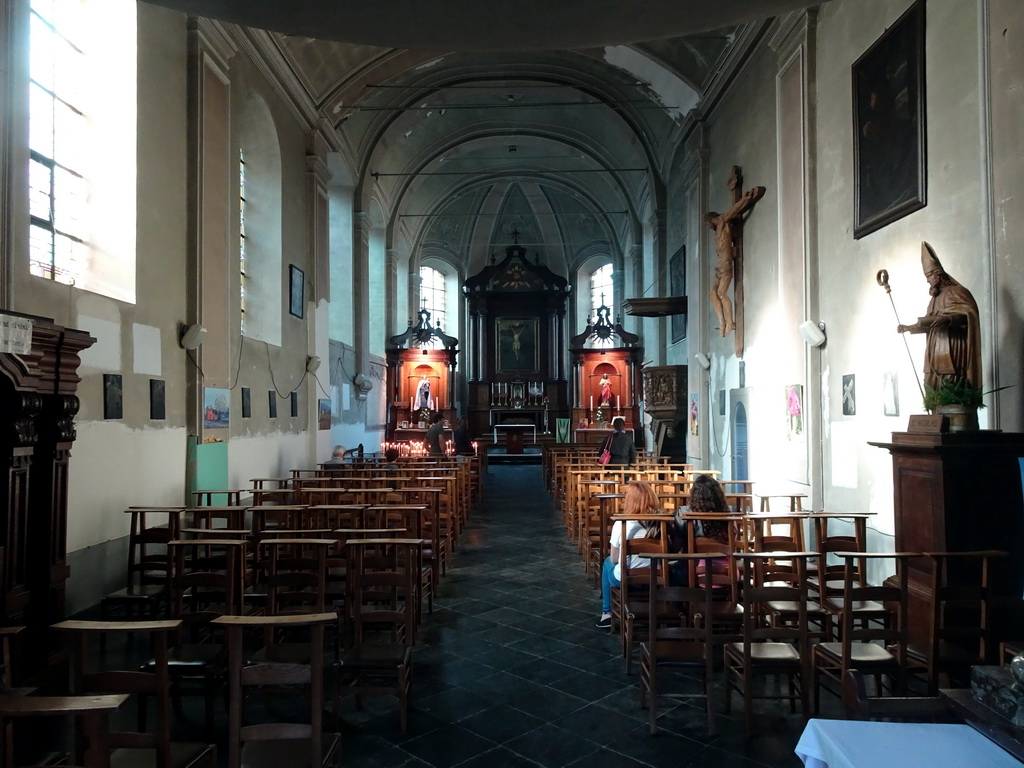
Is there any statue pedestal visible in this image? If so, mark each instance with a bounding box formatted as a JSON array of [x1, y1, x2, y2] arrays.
[[870, 430, 1024, 647]]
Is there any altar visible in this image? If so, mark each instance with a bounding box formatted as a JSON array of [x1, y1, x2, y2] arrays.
[[574, 428, 633, 445], [493, 424, 536, 454]]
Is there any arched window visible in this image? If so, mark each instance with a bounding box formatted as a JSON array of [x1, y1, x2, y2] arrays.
[[590, 263, 613, 318], [239, 149, 248, 329], [420, 265, 447, 333], [28, 0, 136, 302], [239, 94, 282, 345]]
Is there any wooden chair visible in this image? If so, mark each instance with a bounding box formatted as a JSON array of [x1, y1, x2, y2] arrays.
[[724, 552, 815, 734], [53, 619, 217, 768], [0, 693, 128, 768], [100, 508, 182, 625], [906, 550, 1005, 692], [213, 613, 340, 768], [159, 539, 246, 737], [812, 552, 915, 712], [335, 538, 419, 734], [638, 552, 720, 735], [841, 669, 950, 722]]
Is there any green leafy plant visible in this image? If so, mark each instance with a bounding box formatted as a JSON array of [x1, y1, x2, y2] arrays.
[[922, 378, 1011, 412]]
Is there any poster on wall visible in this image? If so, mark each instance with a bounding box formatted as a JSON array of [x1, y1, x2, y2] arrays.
[[842, 374, 857, 416], [495, 317, 539, 374], [203, 387, 229, 434], [688, 394, 698, 436], [785, 384, 803, 439], [318, 398, 331, 430]]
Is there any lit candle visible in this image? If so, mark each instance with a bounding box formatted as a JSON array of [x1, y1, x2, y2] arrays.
[[617, 395, 620, 411]]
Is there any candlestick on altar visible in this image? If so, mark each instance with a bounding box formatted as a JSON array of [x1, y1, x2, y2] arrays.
[[590, 395, 593, 410], [616, 395, 620, 411]]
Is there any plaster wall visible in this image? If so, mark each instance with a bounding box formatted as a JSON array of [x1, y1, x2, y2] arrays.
[[681, 0, 1002, 547], [700, 42, 786, 482], [988, 0, 1024, 431], [812, 0, 989, 534]]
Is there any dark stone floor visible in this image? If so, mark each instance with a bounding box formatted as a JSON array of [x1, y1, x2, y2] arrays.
[[335, 465, 809, 768]]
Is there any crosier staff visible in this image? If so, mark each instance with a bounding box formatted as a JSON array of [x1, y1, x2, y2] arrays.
[[876, 268, 925, 401]]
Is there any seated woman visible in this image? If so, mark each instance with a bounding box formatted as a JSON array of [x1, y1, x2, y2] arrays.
[[672, 473, 738, 585], [596, 480, 663, 629]]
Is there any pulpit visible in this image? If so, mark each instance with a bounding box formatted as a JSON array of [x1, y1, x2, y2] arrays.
[[0, 311, 94, 683], [870, 430, 1024, 646]]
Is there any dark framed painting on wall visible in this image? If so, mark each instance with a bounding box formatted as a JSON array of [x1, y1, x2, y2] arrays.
[[103, 374, 123, 419], [495, 317, 539, 374], [289, 264, 305, 318], [149, 379, 165, 420], [268, 391, 278, 418], [669, 246, 687, 343], [241, 387, 251, 418], [852, 0, 926, 239], [290, 391, 299, 417]]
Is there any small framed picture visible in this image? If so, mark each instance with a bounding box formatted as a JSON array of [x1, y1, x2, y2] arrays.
[[241, 387, 251, 419], [149, 379, 165, 420], [103, 374, 123, 420], [290, 391, 299, 417], [289, 265, 305, 319], [268, 391, 278, 418]]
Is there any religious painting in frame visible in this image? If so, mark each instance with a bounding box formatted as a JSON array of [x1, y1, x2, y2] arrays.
[[495, 316, 539, 374], [289, 264, 305, 318], [852, 0, 926, 239], [669, 246, 687, 343]]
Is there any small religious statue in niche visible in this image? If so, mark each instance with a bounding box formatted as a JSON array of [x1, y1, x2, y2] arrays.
[[895, 242, 981, 392], [417, 378, 432, 409], [706, 166, 766, 338], [598, 374, 613, 407]]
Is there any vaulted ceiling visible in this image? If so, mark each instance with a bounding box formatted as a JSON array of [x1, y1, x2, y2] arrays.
[[146, 1, 826, 276]]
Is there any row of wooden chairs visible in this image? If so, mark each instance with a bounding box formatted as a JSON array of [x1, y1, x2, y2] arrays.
[[627, 547, 1004, 735]]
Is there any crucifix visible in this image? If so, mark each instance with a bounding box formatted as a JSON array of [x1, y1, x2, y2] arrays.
[[705, 165, 765, 357]]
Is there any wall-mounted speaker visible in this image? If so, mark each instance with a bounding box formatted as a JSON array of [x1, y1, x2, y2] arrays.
[[799, 320, 827, 348], [695, 352, 711, 370], [179, 323, 207, 350], [306, 355, 322, 373]]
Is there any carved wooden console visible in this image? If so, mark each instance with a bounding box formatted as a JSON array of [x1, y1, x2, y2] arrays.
[[0, 312, 94, 683]]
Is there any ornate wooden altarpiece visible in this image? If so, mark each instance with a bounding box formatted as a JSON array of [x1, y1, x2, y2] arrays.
[[463, 240, 570, 438], [0, 311, 94, 683], [568, 303, 643, 446], [385, 308, 458, 440]]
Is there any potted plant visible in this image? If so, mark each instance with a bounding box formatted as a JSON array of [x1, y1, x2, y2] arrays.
[[922, 378, 1002, 432]]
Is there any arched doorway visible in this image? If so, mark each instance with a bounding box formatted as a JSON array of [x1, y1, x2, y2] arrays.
[[732, 400, 748, 480]]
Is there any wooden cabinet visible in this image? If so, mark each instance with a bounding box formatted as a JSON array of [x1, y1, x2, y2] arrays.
[[871, 431, 1024, 645]]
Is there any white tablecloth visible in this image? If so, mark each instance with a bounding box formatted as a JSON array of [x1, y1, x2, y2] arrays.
[[795, 718, 1023, 768]]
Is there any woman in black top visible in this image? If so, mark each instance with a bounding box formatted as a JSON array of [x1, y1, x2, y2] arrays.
[[607, 416, 636, 467]]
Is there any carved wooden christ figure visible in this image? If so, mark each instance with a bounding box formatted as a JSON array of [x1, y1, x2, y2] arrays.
[[706, 166, 766, 337]]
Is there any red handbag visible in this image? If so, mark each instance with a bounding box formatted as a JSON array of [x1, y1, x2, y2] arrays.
[[598, 435, 613, 465]]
